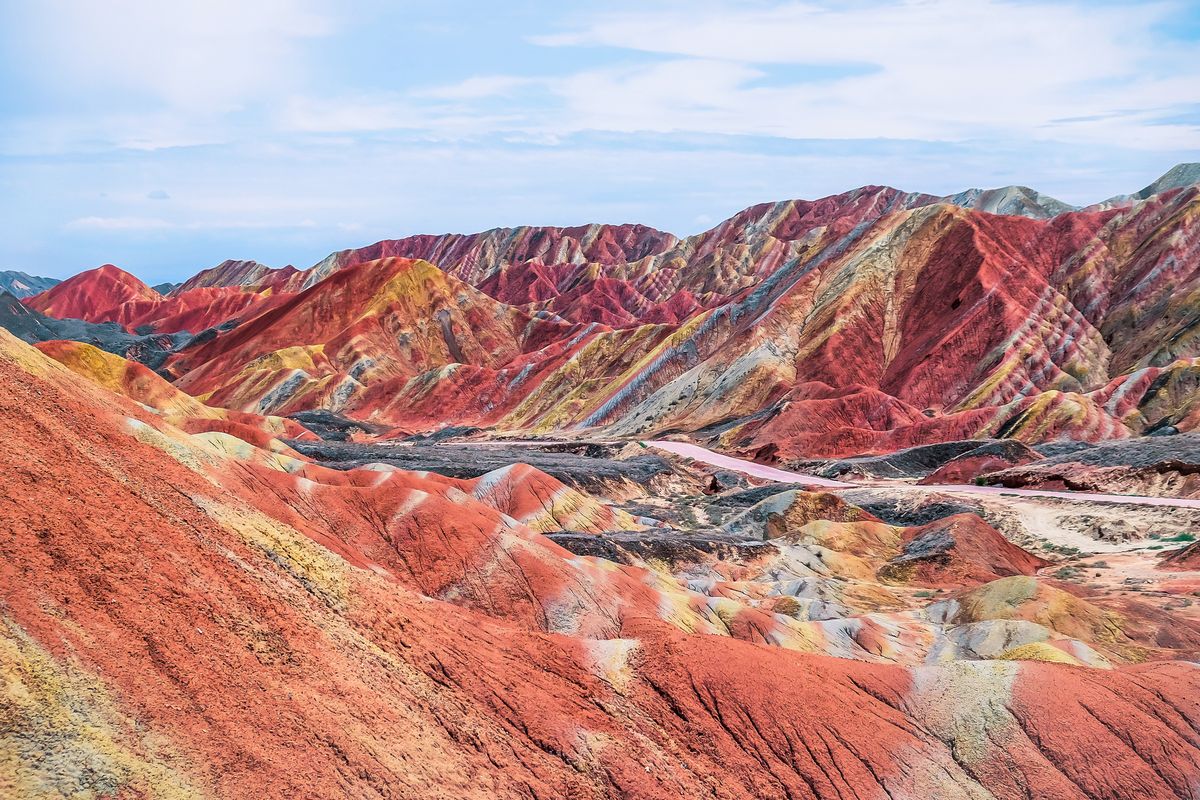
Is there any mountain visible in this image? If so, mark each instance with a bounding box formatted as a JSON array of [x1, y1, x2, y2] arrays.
[[0, 269, 59, 298], [1134, 162, 1200, 199], [140, 175, 1200, 459], [937, 184, 1075, 218], [18, 166, 1200, 461], [167, 256, 573, 415], [261, 185, 1076, 323], [159, 185, 1073, 325], [24, 263, 290, 335], [24, 263, 161, 320], [306, 222, 680, 289], [173, 258, 302, 294]]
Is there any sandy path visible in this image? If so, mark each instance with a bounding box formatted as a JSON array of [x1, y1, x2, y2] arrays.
[[647, 440, 853, 487], [645, 440, 1200, 510]]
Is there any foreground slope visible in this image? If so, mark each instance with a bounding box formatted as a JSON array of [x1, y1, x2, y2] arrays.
[[5, 328, 1200, 798]]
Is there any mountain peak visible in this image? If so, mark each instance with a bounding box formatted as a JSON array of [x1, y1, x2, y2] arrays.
[[40, 264, 155, 296], [23, 264, 159, 322], [91, 263, 155, 287], [1136, 162, 1200, 199], [173, 259, 293, 294], [937, 185, 1076, 219]]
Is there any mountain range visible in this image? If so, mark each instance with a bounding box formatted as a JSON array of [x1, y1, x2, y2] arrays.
[[12, 164, 1200, 461], [7, 165, 1200, 798]]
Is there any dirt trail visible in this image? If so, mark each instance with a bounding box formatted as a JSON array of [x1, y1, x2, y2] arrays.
[[647, 440, 853, 487], [646, 440, 1200, 510]]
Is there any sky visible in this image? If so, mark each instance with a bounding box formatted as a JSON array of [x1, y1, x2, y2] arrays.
[[1, 0, 1199, 284]]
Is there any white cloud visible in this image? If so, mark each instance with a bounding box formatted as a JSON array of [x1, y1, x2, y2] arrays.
[[279, 95, 419, 133], [5, 0, 1199, 281], [518, 0, 1200, 148], [533, 0, 1155, 73], [278, 94, 527, 137], [9, 0, 1196, 152]]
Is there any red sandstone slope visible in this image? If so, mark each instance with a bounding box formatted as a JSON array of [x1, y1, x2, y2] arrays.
[[306, 222, 681, 289], [33, 338, 318, 449], [579, 190, 1197, 457], [165, 256, 586, 416], [292, 187, 945, 328], [275, 183, 1072, 331], [6, 327, 1200, 799], [1165, 539, 1200, 569], [920, 441, 1044, 485], [883, 513, 1053, 587]]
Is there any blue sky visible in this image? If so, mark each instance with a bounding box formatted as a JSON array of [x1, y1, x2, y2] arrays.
[[1, 0, 1198, 283]]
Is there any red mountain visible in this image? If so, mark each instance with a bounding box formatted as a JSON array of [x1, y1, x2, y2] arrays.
[[25, 263, 160, 322], [24, 263, 290, 334]]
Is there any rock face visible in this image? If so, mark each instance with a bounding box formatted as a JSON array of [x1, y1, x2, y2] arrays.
[[880, 513, 1052, 587], [15, 165, 1200, 459], [172, 258, 301, 293], [1164, 539, 1200, 569], [7, 326, 1200, 799], [165, 256, 572, 416]]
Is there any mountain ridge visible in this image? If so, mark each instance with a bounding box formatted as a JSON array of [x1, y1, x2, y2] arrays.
[[205, 163, 1200, 294], [56, 163, 1189, 308]]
